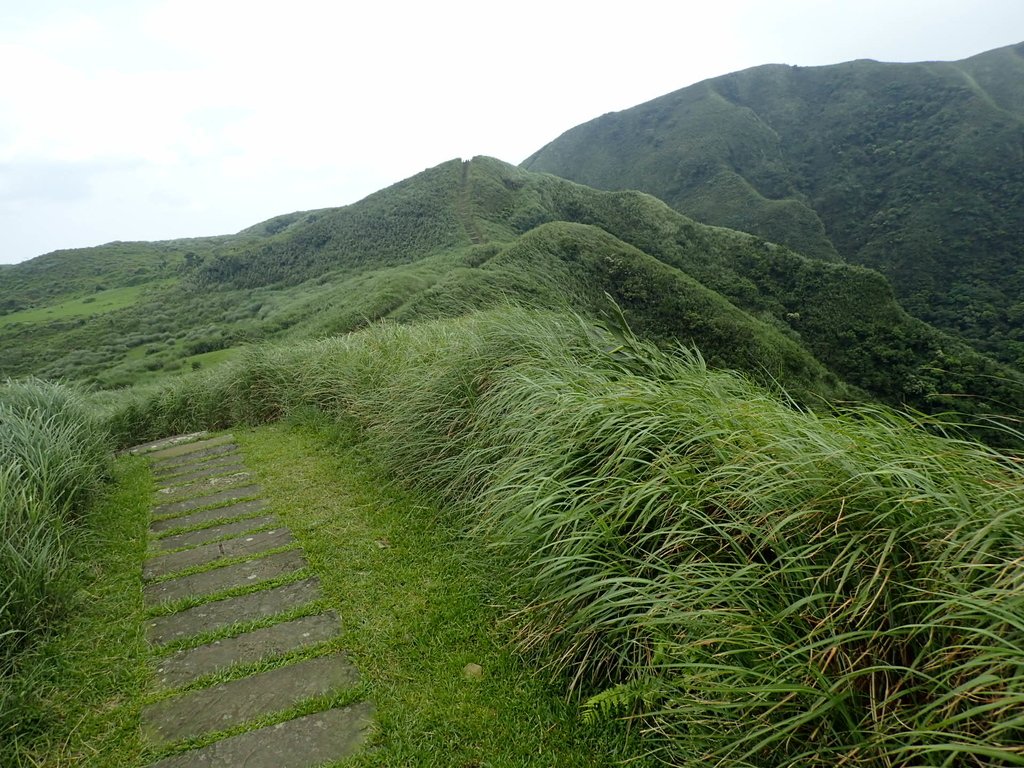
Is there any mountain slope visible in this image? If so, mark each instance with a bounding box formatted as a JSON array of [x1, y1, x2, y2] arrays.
[[523, 42, 1024, 366], [2, 158, 1021, 430]]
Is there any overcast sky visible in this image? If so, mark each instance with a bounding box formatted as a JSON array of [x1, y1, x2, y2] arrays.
[[2, 1, 1022, 265]]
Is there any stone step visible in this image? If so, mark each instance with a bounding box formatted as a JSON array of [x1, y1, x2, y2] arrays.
[[155, 471, 253, 502], [143, 550, 307, 607], [152, 443, 239, 472], [154, 613, 340, 689], [155, 456, 247, 485], [129, 432, 210, 455], [137, 434, 372, 766], [141, 654, 360, 745], [150, 499, 269, 536], [144, 528, 295, 581], [146, 578, 322, 646], [145, 703, 375, 768], [152, 514, 280, 553], [147, 434, 235, 461], [152, 485, 262, 519]]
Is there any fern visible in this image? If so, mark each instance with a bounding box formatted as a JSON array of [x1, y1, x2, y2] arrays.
[[582, 676, 667, 725]]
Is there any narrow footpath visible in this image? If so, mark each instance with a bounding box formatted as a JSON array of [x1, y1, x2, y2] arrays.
[[457, 159, 485, 245], [129, 432, 374, 767]]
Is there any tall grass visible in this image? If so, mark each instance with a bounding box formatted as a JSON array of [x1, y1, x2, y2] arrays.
[[101, 309, 1024, 766], [0, 379, 110, 686]]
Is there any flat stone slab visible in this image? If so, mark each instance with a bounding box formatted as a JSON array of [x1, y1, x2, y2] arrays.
[[152, 515, 280, 552], [141, 654, 360, 745], [152, 485, 262, 519], [156, 456, 246, 484], [144, 550, 307, 607], [147, 578, 321, 645], [129, 432, 209, 455], [155, 472, 253, 502], [145, 703, 375, 767], [153, 455, 244, 485], [152, 443, 239, 472], [154, 613, 340, 688], [144, 528, 295, 581], [150, 499, 269, 536], [147, 434, 235, 461]]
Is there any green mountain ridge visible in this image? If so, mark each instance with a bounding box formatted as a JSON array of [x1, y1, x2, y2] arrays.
[[523, 42, 1024, 366], [1, 157, 1021, 431]]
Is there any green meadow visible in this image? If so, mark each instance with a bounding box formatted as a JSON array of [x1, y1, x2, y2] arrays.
[[5, 308, 1018, 766], [0, 284, 152, 327]]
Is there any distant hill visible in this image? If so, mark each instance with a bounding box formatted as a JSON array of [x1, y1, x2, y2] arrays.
[[523, 43, 1024, 368], [1, 157, 1021, 431]]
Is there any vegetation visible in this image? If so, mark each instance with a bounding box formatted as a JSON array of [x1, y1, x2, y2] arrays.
[[0, 284, 159, 327], [201, 159, 467, 288], [3, 418, 647, 767], [457, 159, 1024, 429], [99, 308, 1024, 766], [0, 378, 112, 752], [0, 241, 186, 315], [523, 41, 1024, 366], [1, 456, 151, 768], [3, 158, 1020, 433], [235, 421, 645, 767], [4, 41, 1022, 767]]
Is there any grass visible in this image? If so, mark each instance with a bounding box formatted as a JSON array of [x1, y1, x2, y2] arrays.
[[1, 379, 110, 674], [7, 157, 1021, 433], [234, 417, 644, 766], [99, 307, 1024, 766], [3, 407, 635, 765], [454, 354, 1024, 766], [0, 454, 151, 768], [0, 415, 634, 768], [0, 285, 152, 327], [180, 346, 242, 371]]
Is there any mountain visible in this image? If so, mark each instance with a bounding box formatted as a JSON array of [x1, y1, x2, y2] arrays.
[[1, 157, 1021, 430], [523, 43, 1024, 368]]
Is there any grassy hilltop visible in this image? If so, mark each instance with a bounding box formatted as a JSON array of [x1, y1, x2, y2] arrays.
[[8, 310, 1024, 766], [2, 155, 1024, 764], [2, 157, 1021, 429], [523, 42, 1024, 367], [93, 310, 1024, 766]]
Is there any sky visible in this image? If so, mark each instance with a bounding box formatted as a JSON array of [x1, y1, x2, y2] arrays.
[[2, 1, 1023, 265]]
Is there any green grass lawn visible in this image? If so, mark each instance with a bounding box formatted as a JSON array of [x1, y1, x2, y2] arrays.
[[0, 285, 152, 327]]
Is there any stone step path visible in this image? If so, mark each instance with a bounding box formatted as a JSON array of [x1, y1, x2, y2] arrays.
[[132, 432, 374, 767]]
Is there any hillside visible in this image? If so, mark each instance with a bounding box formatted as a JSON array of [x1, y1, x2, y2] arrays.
[[2, 157, 1022, 429], [93, 310, 1024, 767], [523, 42, 1024, 367], [0, 232, 279, 386]]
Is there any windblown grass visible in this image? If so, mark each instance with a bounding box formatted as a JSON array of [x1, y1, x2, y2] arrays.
[[1, 378, 110, 717], [1, 455, 150, 768], [101, 309, 1024, 766]]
